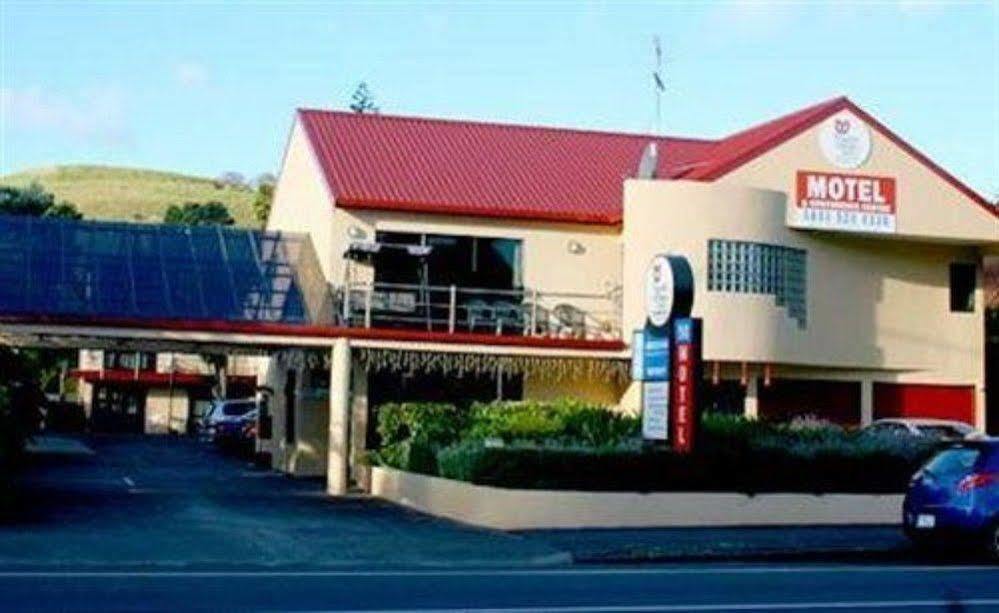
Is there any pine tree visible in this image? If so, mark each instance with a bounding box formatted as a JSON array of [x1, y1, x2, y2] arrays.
[[349, 82, 379, 114]]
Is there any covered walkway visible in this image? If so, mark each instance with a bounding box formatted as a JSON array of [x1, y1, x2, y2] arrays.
[[0, 216, 626, 495]]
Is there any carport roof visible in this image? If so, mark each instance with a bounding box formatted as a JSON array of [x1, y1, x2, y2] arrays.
[[0, 215, 325, 326]]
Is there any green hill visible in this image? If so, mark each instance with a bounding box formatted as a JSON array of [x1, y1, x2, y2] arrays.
[[0, 165, 259, 227]]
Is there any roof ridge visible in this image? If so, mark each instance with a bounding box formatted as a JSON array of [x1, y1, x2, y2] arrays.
[[718, 95, 849, 141], [296, 107, 718, 144]]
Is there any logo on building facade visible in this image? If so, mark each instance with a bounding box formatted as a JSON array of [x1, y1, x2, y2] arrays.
[[793, 170, 896, 234], [644, 255, 694, 329], [819, 111, 871, 169]]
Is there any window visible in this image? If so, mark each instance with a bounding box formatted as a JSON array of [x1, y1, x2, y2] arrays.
[[949, 263, 976, 313], [104, 351, 157, 371], [374, 231, 522, 290], [707, 239, 807, 328]]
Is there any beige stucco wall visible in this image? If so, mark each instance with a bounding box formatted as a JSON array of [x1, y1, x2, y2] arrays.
[[262, 350, 330, 477], [721, 115, 999, 244], [371, 466, 903, 529], [268, 119, 337, 282], [622, 179, 988, 425]]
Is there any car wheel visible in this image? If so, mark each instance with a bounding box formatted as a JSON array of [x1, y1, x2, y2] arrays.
[[987, 522, 999, 563]]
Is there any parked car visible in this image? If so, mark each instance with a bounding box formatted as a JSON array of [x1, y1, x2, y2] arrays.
[[200, 399, 256, 440], [863, 418, 980, 441], [214, 408, 258, 451], [903, 439, 999, 560]]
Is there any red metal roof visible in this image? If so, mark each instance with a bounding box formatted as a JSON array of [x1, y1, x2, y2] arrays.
[[299, 96, 996, 225]]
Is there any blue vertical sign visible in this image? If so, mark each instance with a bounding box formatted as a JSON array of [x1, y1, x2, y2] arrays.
[[635, 327, 670, 441]]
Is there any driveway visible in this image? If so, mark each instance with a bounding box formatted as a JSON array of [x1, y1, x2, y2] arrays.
[[0, 435, 567, 569]]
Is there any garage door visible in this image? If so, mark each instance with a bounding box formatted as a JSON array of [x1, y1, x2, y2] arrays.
[[758, 379, 861, 426], [873, 383, 976, 425]]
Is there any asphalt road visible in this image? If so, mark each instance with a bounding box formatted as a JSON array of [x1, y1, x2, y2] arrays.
[[2, 564, 999, 611], [4, 435, 998, 611]]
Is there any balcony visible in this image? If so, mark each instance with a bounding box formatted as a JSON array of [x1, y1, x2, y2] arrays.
[[336, 281, 622, 342]]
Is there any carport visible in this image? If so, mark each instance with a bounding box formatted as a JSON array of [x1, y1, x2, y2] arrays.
[[0, 215, 362, 491], [0, 215, 623, 495]]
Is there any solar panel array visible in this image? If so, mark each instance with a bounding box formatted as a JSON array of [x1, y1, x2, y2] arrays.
[[0, 215, 329, 326]]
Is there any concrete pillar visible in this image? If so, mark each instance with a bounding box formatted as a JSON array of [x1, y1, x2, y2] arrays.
[[744, 377, 759, 420], [327, 338, 352, 496], [349, 365, 370, 491], [860, 379, 874, 426]]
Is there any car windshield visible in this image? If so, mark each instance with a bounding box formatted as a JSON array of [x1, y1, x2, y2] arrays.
[[923, 447, 980, 477], [221, 402, 255, 417], [916, 425, 964, 439]]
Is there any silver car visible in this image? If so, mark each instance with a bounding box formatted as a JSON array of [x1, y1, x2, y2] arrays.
[[863, 418, 981, 441]]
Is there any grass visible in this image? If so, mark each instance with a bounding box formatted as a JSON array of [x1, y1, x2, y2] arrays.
[[0, 164, 259, 227]]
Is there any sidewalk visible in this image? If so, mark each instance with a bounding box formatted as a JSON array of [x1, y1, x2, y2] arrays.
[[518, 525, 910, 563]]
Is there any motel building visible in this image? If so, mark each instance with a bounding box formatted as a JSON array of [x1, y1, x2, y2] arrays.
[[0, 95, 996, 495]]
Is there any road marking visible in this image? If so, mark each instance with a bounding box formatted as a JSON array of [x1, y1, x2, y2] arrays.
[[0, 565, 996, 578], [326, 600, 999, 612]]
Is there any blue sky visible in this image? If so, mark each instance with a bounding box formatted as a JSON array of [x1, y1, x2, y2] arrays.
[[1, 1, 996, 197]]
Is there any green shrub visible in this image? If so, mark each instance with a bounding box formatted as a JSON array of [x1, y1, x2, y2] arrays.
[[373, 402, 941, 493], [372, 402, 466, 474], [466, 399, 639, 446], [433, 412, 941, 493]]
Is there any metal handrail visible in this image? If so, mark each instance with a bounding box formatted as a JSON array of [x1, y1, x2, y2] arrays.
[[336, 281, 621, 340]]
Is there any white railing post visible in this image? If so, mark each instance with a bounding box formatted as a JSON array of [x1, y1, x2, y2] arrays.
[[448, 285, 457, 333], [341, 285, 350, 324], [364, 286, 372, 328], [530, 289, 538, 336]]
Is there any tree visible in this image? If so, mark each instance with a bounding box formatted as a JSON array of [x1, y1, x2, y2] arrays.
[[253, 172, 277, 188], [164, 202, 235, 226], [215, 171, 246, 189], [253, 182, 274, 225], [349, 82, 379, 114], [0, 183, 82, 219]]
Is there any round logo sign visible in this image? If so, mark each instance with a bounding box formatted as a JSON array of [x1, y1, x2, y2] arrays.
[[645, 254, 675, 328], [818, 111, 871, 169]]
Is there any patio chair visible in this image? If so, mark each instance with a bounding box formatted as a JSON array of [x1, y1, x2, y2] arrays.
[[552, 303, 586, 339], [521, 302, 551, 336], [465, 299, 494, 333], [492, 300, 525, 335]]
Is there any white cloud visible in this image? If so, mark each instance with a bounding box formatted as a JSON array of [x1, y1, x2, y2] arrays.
[[1, 86, 130, 145], [174, 61, 210, 88]]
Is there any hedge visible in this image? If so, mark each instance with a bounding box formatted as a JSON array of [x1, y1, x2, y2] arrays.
[[369, 400, 942, 493]]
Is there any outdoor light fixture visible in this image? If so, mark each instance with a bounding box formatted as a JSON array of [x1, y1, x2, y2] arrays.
[[567, 239, 585, 255], [711, 361, 720, 386], [763, 364, 772, 388], [740, 362, 749, 387], [347, 225, 367, 240]]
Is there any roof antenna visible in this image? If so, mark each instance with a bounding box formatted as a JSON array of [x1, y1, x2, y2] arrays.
[[652, 35, 666, 135], [636, 36, 665, 180]]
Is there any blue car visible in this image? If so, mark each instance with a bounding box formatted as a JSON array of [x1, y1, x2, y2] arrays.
[[904, 439, 999, 560]]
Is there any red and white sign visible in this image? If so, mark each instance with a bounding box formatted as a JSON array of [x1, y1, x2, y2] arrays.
[[793, 170, 897, 234], [670, 318, 701, 454]]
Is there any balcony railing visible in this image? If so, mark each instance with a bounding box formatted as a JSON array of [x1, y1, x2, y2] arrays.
[[336, 282, 621, 341]]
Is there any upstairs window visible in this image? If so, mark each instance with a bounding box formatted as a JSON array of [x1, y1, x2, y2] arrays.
[[949, 263, 976, 313]]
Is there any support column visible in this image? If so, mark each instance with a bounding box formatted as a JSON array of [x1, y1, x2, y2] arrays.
[[327, 338, 352, 496], [349, 364, 370, 491], [744, 377, 759, 420], [860, 379, 874, 426]]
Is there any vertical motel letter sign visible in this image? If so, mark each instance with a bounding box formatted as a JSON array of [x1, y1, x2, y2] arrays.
[[639, 255, 695, 444], [671, 317, 702, 454]]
